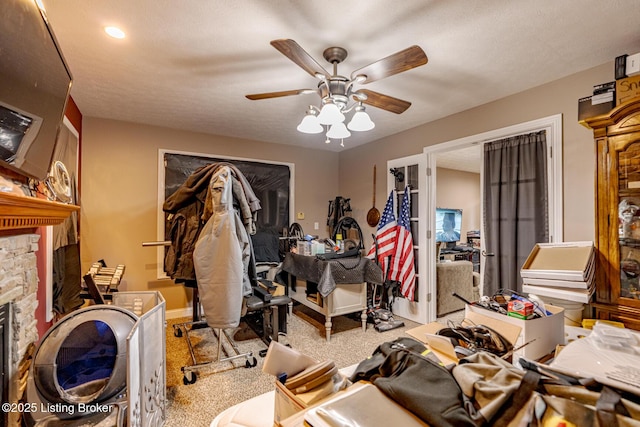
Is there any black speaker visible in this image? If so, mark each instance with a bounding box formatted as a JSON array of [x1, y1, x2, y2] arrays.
[[616, 54, 628, 80]]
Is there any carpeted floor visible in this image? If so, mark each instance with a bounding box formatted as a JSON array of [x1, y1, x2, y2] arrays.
[[163, 303, 431, 427]]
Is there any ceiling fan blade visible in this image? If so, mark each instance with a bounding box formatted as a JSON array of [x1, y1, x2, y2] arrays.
[[270, 39, 331, 79], [355, 89, 412, 114], [350, 45, 428, 84], [246, 89, 315, 100]]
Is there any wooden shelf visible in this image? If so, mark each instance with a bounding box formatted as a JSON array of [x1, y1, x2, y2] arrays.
[[0, 192, 79, 231]]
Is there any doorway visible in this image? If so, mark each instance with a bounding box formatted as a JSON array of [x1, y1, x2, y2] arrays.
[[424, 114, 563, 320]]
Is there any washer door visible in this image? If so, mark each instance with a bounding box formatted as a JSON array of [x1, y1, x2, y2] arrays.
[[32, 305, 136, 404]]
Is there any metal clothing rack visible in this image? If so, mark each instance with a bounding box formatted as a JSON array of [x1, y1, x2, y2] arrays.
[[142, 240, 257, 384], [172, 319, 256, 385]]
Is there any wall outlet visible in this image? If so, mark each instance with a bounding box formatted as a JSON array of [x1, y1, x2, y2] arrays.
[[296, 212, 305, 220], [314, 222, 319, 230]]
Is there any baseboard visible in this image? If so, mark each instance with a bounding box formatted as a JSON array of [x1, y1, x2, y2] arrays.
[[166, 306, 193, 320]]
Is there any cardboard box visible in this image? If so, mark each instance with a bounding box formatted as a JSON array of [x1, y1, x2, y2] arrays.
[[406, 318, 522, 366], [274, 380, 307, 426], [274, 374, 348, 426], [508, 299, 534, 318], [465, 303, 564, 362], [406, 322, 461, 366], [578, 96, 614, 127], [520, 241, 594, 282], [593, 81, 616, 95], [616, 75, 640, 105]]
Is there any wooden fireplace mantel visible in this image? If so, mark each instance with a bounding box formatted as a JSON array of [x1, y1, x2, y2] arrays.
[[0, 192, 79, 231]]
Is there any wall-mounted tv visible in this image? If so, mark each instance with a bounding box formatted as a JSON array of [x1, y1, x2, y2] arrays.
[[0, 0, 72, 181], [435, 208, 462, 243]]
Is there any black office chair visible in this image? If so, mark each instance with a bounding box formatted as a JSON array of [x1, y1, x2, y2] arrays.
[[244, 279, 290, 354]]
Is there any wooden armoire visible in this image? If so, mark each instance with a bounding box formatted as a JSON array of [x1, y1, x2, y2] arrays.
[[584, 97, 640, 329]]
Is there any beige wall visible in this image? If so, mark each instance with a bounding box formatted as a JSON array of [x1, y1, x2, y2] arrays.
[[436, 167, 481, 240], [339, 62, 613, 248], [80, 119, 339, 311], [80, 62, 611, 313]]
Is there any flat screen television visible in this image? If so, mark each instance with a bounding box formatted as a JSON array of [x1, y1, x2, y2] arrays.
[[435, 208, 462, 243], [0, 0, 72, 181]]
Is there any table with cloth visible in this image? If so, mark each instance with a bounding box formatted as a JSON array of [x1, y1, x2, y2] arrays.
[[282, 253, 383, 340]]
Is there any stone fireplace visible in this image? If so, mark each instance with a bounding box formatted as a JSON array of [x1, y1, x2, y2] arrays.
[[0, 233, 41, 425], [0, 191, 79, 426]]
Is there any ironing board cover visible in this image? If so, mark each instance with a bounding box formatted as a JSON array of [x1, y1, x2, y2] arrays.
[[194, 166, 251, 329]]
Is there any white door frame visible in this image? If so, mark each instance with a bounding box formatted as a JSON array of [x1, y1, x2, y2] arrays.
[[423, 114, 563, 311]]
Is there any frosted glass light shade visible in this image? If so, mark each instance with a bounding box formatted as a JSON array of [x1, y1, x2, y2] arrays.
[[347, 110, 375, 131], [326, 122, 351, 139], [317, 102, 345, 125], [297, 114, 323, 133]]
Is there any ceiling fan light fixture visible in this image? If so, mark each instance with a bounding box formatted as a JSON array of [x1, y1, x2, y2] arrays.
[[347, 106, 375, 131], [297, 109, 323, 133], [317, 102, 345, 125], [246, 40, 428, 145], [326, 122, 351, 139]]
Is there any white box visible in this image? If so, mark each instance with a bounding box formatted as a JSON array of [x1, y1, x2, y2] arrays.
[[521, 275, 593, 290], [522, 283, 594, 304], [465, 303, 565, 361], [626, 52, 640, 76], [520, 241, 594, 282]]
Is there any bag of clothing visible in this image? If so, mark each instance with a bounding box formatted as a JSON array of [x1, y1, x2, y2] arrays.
[[436, 323, 513, 358], [350, 337, 475, 427], [452, 351, 640, 426]]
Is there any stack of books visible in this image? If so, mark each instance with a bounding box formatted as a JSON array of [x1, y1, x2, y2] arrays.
[[520, 241, 595, 304]]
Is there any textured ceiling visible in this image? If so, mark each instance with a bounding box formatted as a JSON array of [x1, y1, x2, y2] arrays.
[[40, 0, 640, 152]]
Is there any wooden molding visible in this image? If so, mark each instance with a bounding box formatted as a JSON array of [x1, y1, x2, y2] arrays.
[[0, 192, 79, 231]]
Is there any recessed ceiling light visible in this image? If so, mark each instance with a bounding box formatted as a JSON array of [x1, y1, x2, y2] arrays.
[[35, 0, 46, 12], [104, 26, 125, 39]]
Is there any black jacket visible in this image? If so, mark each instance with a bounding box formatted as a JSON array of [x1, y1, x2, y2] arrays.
[[163, 162, 261, 283]]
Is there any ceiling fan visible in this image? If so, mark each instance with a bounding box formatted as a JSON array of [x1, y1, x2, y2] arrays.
[[246, 39, 428, 143]]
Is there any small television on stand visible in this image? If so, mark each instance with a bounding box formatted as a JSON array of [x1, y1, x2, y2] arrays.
[[435, 208, 462, 249]]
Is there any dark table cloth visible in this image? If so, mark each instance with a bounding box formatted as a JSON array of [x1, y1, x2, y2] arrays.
[[282, 252, 383, 297]]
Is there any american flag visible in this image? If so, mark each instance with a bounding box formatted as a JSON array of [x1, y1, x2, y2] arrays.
[[390, 186, 416, 300], [367, 190, 397, 277]]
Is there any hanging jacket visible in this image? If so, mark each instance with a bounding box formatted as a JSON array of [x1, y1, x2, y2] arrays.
[[193, 166, 252, 328], [163, 162, 261, 282], [163, 184, 207, 282]]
